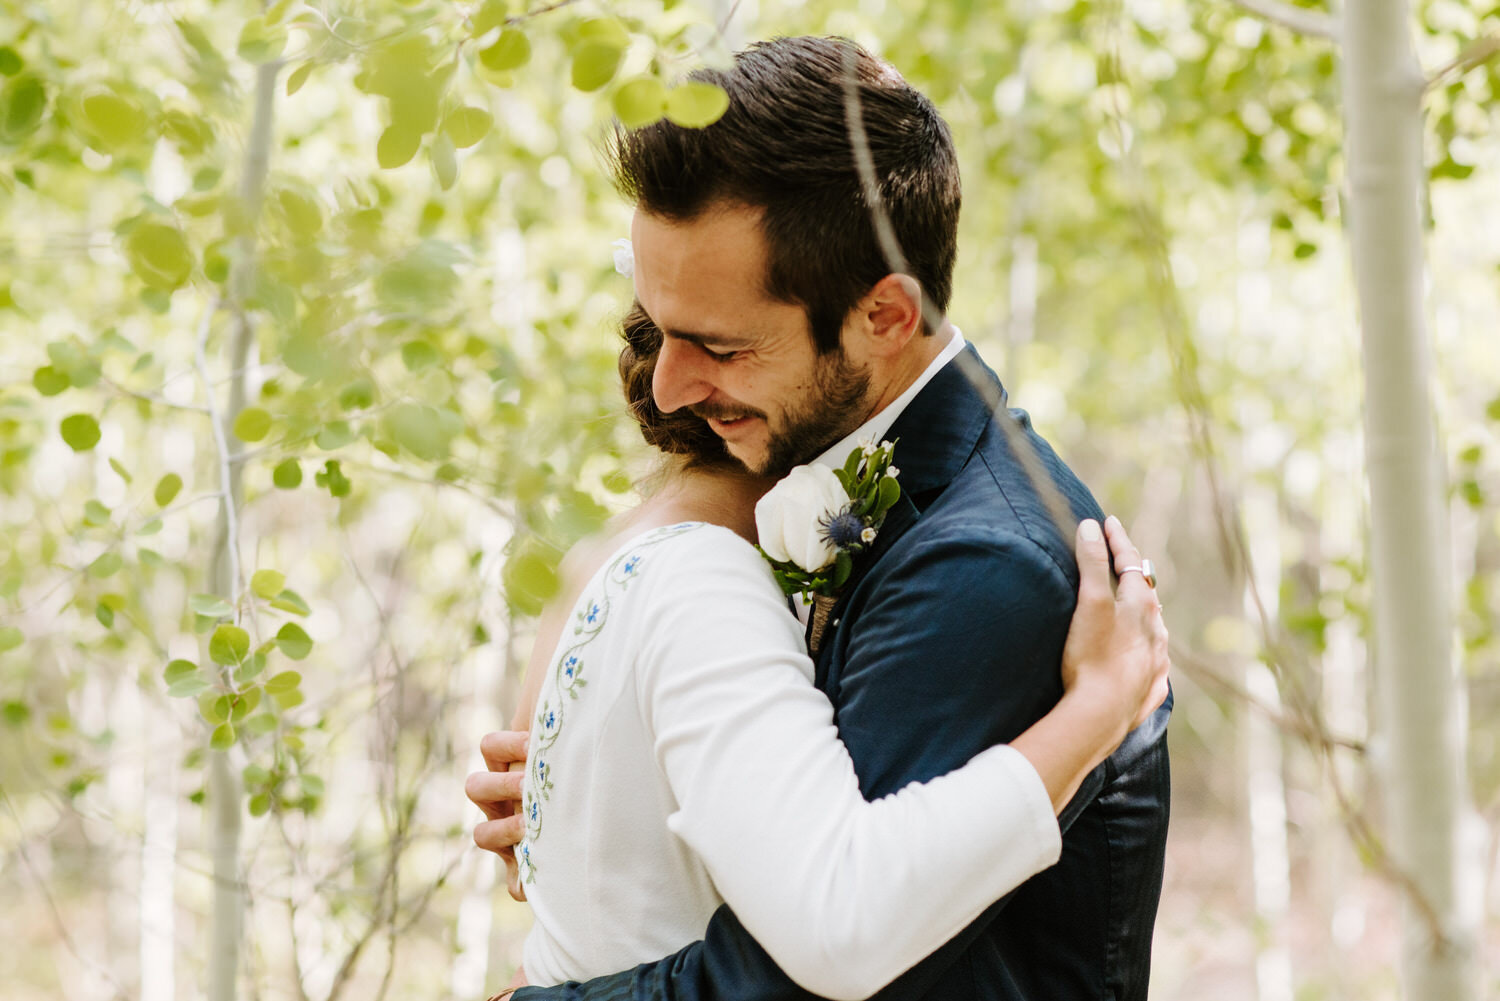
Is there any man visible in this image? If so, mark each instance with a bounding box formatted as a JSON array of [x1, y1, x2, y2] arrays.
[[474, 35, 1171, 1001]]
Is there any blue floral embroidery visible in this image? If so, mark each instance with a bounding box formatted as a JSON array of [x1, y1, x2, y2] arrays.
[[518, 522, 703, 884]]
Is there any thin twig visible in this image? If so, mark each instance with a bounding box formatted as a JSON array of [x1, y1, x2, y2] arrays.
[[101, 374, 212, 413], [194, 297, 242, 608], [1425, 34, 1500, 91], [838, 41, 1079, 539], [1226, 0, 1340, 41]]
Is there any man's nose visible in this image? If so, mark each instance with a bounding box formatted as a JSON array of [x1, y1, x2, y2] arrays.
[[652, 336, 713, 415]]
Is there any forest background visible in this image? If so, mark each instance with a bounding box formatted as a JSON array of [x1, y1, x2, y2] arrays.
[[1, 0, 1497, 999]]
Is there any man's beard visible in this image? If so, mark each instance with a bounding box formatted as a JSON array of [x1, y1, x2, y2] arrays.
[[693, 350, 870, 479]]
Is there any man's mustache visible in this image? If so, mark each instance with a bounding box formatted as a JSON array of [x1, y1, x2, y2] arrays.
[[688, 401, 768, 423]]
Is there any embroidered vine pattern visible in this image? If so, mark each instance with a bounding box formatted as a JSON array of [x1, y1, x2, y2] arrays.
[[517, 522, 702, 883]]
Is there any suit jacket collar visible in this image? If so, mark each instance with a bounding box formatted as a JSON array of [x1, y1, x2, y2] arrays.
[[883, 343, 1007, 501]]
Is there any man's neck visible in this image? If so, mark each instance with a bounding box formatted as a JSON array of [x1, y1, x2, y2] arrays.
[[863, 322, 956, 418]]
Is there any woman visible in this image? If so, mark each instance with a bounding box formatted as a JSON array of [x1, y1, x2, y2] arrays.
[[470, 306, 1168, 998]]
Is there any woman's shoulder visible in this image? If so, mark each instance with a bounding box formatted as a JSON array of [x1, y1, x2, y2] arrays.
[[606, 521, 769, 584]]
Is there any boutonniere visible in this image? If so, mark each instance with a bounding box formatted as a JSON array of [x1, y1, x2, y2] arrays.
[[754, 439, 901, 653]]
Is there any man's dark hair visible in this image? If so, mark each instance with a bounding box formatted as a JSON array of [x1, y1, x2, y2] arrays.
[[608, 35, 961, 355]]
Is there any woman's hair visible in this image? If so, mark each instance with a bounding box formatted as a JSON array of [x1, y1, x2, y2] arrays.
[[617, 301, 731, 467]]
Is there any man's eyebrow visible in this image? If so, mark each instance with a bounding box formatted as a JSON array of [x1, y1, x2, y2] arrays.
[[660, 327, 752, 351]]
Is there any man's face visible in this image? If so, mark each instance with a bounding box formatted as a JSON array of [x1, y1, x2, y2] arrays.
[[631, 204, 871, 477]]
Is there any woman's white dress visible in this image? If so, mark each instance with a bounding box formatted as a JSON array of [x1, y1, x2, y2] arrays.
[[518, 522, 1060, 1000]]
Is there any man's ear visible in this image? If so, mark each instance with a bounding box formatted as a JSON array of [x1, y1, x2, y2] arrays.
[[846, 273, 923, 361]]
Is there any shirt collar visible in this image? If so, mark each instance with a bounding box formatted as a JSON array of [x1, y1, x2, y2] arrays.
[[812, 327, 966, 469]]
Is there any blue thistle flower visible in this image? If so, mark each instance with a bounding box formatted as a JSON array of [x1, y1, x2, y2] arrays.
[[822, 508, 867, 550]]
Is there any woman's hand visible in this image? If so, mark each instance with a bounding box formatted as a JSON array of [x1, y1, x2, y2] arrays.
[[1060, 516, 1170, 744]]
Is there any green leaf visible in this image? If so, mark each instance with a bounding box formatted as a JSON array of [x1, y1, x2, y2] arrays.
[[167, 675, 210, 698], [210, 722, 236, 750], [95, 603, 115, 628], [665, 82, 730, 128], [315, 422, 355, 450], [833, 550, 853, 589], [235, 651, 267, 684], [251, 570, 286, 599], [83, 500, 112, 526], [1, 75, 47, 142], [232, 407, 273, 442], [383, 403, 454, 461], [577, 17, 630, 48], [0, 47, 22, 76], [285, 61, 314, 97], [88, 552, 123, 578], [571, 40, 624, 92], [270, 588, 311, 616], [154, 472, 183, 507], [210, 624, 251, 665], [246, 714, 278, 736], [80, 88, 147, 150], [60, 414, 101, 451], [108, 457, 132, 483], [0, 626, 23, 652], [190, 593, 233, 618], [237, 16, 287, 64], [876, 475, 900, 514], [433, 130, 459, 190], [503, 543, 560, 616], [275, 623, 313, 660], [265, 671, 301, 694], [164, 658, 200, 685], [480, 30, 531, 72], [272, 688, 305, 710], [32, 366, 70, 396], [444, 106, 493, 148], [377, 125, 421, 169], [124, 222, 194, 291], [248, 792, 271, 816], [613, 77, 668, 128], [314, 459, 351, 498], [230, 687, 261, 719], [272, 459, 302, 489], [472, 0, 511, 37], [3, 700, 31, 726], [400, 340, 441, 372], [200, 692, 228, 724]]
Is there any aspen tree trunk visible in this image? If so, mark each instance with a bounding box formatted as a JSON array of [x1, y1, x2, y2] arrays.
[[205, 60, 277, 1001], [1240, 473, 1292, 1001], [1341, 4, 1479, 998]]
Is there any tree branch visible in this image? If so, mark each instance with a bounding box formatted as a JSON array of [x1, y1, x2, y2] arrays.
[[1426, 34, 1500, 91], [1227, 0, 1340, 42]]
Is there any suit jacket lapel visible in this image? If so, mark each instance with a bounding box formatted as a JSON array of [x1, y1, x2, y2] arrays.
[[811, 344, 1009, 664]]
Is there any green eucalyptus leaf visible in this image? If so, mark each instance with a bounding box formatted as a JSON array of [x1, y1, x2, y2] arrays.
[[80, 88, 147, 150], [377, 125, 421, 169], [265, 671, 301, 694], [0, 626, 24, 653], [124, 222, 193, 291], [285, 61, 314, 97], [431, 132, 458, 190], [1, 75, 47, 141], [270, 588, 311, 616]]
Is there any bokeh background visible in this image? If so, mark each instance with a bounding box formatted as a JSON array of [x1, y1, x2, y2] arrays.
[[1, 1, 1496, 999]]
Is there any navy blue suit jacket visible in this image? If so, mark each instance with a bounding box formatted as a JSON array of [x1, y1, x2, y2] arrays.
[[514, 345, 1171, 1001]]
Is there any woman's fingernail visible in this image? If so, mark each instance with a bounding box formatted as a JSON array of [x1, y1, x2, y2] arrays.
[[1080, 519, 1102, 542]]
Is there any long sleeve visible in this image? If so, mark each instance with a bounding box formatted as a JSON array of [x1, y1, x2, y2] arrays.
[[514, 525, 1082, 1001], [630, 531, 1059, 1000]]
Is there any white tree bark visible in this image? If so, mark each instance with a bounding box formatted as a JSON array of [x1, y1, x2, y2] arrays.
[[1341, 4, 1480, 998], [1240, 472, 1292, 1001], [205, 59, 278, 1001]]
